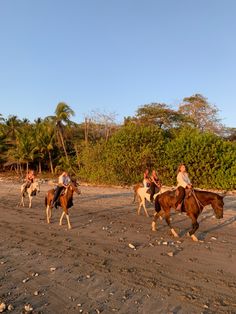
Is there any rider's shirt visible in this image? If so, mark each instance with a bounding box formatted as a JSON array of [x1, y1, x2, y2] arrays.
[[26, 173, 34, 183], [177, 172, 191, 188], [58, 174, 71, 186]]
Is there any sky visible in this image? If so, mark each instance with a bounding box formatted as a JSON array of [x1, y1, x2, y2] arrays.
[[0, 0, 235, 127]]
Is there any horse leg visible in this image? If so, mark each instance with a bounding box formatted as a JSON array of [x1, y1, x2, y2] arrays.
[[137, 196, 142, 215], [19, 194, 24, 207], [59, 211, 65, 226], [59, 210, 72, 229], [151, 212, 159, 231], [66, 213, 72, 230], [29, 195, 32, 208], [137, 202, 142, 215], [187, 213, 199, 241], [46, 205, 51, 224], [142, 198, 149, 217], [137, 196, 149, 217], [165, 209, 179, 238]]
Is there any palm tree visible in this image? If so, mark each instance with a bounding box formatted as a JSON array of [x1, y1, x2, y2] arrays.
[[4, 115, 22, 145], [7, 128, 36, 174], [34, 120, 55, 173], [54, 102, 75, 162]]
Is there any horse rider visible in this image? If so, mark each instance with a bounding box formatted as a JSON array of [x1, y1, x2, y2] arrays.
[[52, 171, 71, 207], [22, 169, 35, 193], [143, 168, 151, 188], [149, 169, 161, 202], [175, 163, 192, 211]]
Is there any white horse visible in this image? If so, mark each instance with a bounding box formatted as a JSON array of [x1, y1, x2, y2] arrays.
[[133, 184, 162, 217], [19, 180, 40, 208]]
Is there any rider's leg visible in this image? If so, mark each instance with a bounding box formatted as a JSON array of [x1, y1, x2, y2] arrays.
[[52, 186, 63, 206], [175, 186, 185, 211], [150, 182, 155, 202]]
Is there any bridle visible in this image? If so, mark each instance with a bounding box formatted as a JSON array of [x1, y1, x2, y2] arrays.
[[192, 189, 205, 211]]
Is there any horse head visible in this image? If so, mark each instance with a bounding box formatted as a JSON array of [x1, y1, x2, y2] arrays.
[[31, 180, 40, 194], [69, 180, 81, 195], [212, 194, 224, 219]]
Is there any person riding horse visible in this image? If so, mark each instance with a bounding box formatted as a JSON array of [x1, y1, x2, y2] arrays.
[[143, 169, 151, 188], [175, 163, 192, 211], [22, 170, 35, 194], [52, 171, 71, 208], [149, 170, 161, 202]]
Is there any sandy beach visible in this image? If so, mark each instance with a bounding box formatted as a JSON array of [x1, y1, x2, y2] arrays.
[[0, 179, 235, 314]]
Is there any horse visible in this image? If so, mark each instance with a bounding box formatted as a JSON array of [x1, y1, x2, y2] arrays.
[[45, 181, 81, 229], [19, 180, 40, 208], [133, 183, 162, 217], [151, 188, 224, 241]]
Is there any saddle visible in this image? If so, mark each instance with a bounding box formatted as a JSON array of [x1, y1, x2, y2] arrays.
[[175, 187, 192, 198], [185, 188, 192, 198]]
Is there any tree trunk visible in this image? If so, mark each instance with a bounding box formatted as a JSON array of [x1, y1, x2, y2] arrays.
[[84, 117, 90, 145], [38, 160, 42, 173], [74, 144, 80, 167], [19, 163, 23, 179], [59, 130, 69, 162], [48, 150, 54, 174]]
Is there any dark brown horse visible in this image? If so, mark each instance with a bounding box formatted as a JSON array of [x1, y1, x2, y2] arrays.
[[45, 181, 81, 229], [151, 188, 224, 241]]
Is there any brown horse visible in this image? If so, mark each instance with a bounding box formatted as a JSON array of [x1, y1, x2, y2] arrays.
[[151, 188, 224, 241], [45, 181, 81, 229]]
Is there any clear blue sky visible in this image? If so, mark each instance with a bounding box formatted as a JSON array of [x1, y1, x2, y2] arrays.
[[0, 0, 235, 127]]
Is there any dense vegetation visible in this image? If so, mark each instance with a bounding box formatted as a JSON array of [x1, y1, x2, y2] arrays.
[[0, 95, 235, 190]]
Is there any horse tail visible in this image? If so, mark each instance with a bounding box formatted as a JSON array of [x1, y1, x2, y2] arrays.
[[133, 184, 139, 203], [154, 195, 162, 213], [45, 195, 48, 207], [132, 183, 141, 203], [133, 188, 137, 203]]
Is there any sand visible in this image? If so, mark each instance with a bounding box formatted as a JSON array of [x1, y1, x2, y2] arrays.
[[0, 179, 235, 314]]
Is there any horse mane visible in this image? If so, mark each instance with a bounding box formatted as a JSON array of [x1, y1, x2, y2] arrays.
[[193, 189, 224, 199]]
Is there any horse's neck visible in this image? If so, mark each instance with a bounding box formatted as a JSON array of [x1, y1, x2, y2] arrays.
[[66, 187, 73, 199], [194, 190, 214, 205], [32, 182, 38, 189]]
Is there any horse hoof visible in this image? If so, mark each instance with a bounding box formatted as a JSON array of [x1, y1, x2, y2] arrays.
[[151, 222, 156, 231], [171, 228, 179, 238], [191, 234, 199, 242]]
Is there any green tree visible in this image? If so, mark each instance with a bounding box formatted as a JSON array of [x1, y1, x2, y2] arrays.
[[34, 120, 56, 173], [178, 94, 222, 133], [54, 102, 75, 161], [104, 123, 166, 184], [135, 103, 186, 129], [163, 127, 236, 189], [7, 128, 36, 174], [4, 115, 22, 145]]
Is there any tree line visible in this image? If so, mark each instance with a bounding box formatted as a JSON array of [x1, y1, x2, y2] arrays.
[[0, 94, 235, 190]]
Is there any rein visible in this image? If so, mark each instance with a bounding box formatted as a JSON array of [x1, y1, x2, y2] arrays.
[[192, 189, 204, 211]]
